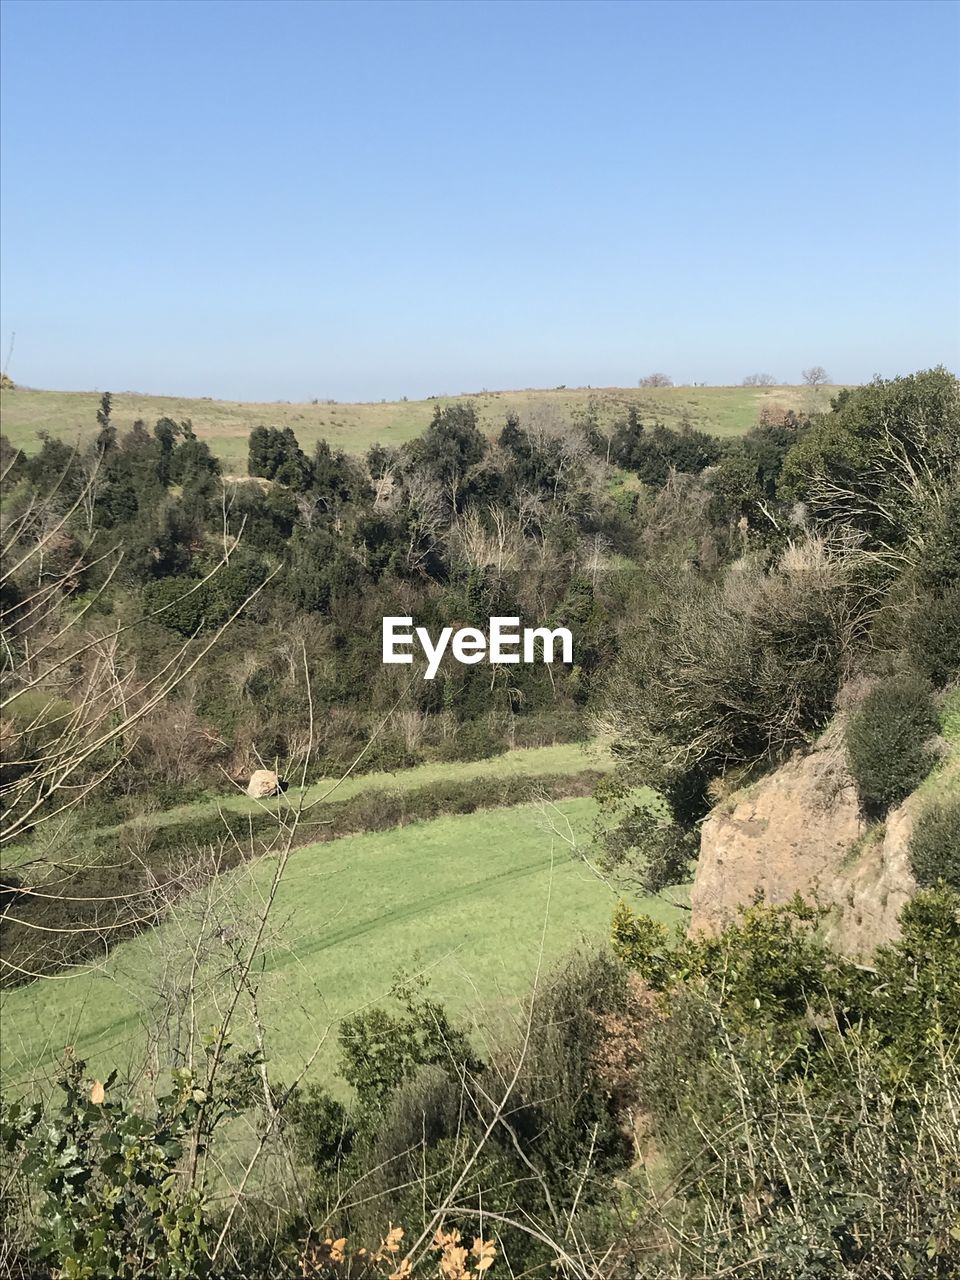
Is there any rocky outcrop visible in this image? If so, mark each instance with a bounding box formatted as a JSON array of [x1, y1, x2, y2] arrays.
[[689, 727, 924, 959]]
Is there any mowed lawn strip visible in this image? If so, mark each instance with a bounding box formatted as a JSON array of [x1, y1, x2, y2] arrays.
[[143, 741, 613, 828], [0, 743, 612, 872], [0, 797, 684, 1093]]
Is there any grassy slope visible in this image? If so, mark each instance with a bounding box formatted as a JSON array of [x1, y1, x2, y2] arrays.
[[0, 796, 683, 1093], [0, 383, 832, 471]]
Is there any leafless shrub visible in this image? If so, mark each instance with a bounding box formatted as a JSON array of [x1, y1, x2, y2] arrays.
[[0, 472, 272, 848], [757, 400, 791, 427], [596, 535, 873, 805], [125, 700, 231, 790]]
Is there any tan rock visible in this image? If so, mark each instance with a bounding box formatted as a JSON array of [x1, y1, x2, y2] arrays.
[[825, 801, 917, 958], [246, 769, 284, 799]]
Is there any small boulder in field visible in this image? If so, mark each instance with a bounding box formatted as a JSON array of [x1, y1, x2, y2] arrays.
[[246, 769, 286, 799]]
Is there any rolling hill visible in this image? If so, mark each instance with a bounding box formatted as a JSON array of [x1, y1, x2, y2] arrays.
[[0, 382, 832, 472]]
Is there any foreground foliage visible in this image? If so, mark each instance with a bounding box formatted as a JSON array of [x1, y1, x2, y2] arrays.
[[4, 891, 957, 1277], [611, 890, 960, 1277]]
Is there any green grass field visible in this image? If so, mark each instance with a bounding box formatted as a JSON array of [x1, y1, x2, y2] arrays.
[[0, 382, 832, 472], [0, 796, 684, 1094]]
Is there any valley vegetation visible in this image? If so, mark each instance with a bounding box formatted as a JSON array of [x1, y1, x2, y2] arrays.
[[0, 368, 958, 1278]]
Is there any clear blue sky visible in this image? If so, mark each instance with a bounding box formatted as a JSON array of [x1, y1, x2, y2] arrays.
[[1, 0, 958, 401]]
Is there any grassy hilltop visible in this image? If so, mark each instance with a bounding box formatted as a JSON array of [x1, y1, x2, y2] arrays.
[[0, 381, 830, 472]]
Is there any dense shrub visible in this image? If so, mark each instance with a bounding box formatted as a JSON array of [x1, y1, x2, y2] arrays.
[[320, 951, 629, 1273], [909, 797, 960, 889], [248, 424, 311, 486], [916, 484, 960, 596], [436, 719, 504, 762], [611, 891, 960, 1278], [902, 587, 960, 686], [338, 976, 482, 1126], [609, 416, 722, 486], [610, 898, 671, 984], [897, 486, 960, 685], [141, 575, 210, 635], [406, 402, 487, 508], [844, 674, 938, 816], [598, 536, 863, 829], [709, 415, 810, 533], [781, 367, 960, 568], [279, 1085, 355, 1174]]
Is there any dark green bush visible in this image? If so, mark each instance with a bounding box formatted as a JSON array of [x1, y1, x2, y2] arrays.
[[281, 1084, 354, 1173], [902, 587, 960, 687], [845, 675, 939, 816], [338, 976, 482, 1126], [436, 719, 505, 763], [909, 797, 960, 890], [141, 574, 210, 635], [915, 483, 960, 596], [609, 418, 722, 486]]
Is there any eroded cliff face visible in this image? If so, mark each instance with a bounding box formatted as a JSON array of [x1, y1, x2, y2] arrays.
[[826, 800, 918, 957], [689, 728, 924, 959]]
